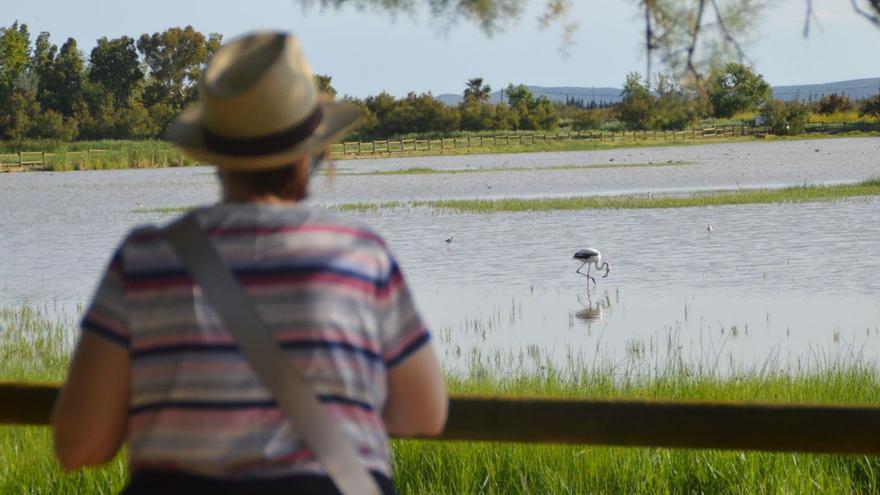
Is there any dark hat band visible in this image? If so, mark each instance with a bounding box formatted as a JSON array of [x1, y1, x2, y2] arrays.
[[202, 106, 324, 157]]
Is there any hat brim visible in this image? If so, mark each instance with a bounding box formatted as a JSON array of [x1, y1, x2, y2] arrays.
[[167, 100, 361, 171]]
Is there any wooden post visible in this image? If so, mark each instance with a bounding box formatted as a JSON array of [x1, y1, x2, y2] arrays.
[[18, 152, 23, 168]]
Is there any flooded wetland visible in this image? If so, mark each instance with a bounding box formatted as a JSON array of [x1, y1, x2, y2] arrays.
[[2, 136, 879, 376]]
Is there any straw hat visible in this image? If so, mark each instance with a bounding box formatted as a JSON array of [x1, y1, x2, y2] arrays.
[[167, 31, 360, 170]]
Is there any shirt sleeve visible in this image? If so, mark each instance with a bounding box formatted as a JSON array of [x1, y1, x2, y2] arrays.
[[80, 246, 130, 348], [376, 252, 431, 368]]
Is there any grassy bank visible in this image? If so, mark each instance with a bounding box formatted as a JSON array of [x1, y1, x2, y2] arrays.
[[2, 127, 880, 172], [336, 179, 880, 213], [3, 305, 880, 493], [0, 140, 196, 172]]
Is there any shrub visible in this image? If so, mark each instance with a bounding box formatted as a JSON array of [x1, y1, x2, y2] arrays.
[[30, 109, 78, 140], [617, 73, 654, 130], [759, 100, 811, 135], [859, 95, 880, 119], [815, 94, 853, 115], [570, 108, 603, 131]]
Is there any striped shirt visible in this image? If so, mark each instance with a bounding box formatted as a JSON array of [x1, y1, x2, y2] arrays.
[[80, 203, 430, 479]]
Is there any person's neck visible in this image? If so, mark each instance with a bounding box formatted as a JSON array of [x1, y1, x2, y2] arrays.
[[221, 193, 297, 206]]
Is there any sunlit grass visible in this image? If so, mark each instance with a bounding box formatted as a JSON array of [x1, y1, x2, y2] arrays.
[[0, 305, 127, 494], [3, 304, 880, 493], [336, 179, 880, 213], [334, 161, 692, 177], [0, 140, 195, 171]]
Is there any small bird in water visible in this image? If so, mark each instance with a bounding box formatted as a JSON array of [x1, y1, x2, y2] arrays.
[[573, 248, 611, 286], [707, 224, 714, 232], [445, 236, 454, 244]]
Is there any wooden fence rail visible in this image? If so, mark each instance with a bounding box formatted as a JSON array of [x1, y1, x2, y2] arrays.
[[3, 382, 880, 454]]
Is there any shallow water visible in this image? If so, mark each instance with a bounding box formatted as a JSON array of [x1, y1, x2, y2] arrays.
[[2, 137, 879, 372]]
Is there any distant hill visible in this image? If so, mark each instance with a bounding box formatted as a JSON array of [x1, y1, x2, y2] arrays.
[[771, 78, 880, 102], [435, 77, 880, 106], [436, 86, 623, 106]]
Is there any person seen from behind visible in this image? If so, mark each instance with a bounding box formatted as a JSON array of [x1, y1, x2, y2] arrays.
[[50, 31, 448, 495]]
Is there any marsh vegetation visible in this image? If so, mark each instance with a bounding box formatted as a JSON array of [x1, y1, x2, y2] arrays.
[[4, 306, 880, 494]]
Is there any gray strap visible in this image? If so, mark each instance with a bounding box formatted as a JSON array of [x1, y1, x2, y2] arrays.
[[164, 213, 381, 495]]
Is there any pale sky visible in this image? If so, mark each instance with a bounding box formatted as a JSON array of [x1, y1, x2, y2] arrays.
[[3, 0, 879, 98]]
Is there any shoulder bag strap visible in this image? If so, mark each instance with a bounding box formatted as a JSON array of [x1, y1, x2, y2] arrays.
[[163, 213, 381, 495]]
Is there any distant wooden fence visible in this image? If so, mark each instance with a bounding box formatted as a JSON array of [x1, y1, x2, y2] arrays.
[[0, 149, 190, 172], [327, 121, 872, 157], [3, 382, 880, 454], [1, 121, 873, 171]]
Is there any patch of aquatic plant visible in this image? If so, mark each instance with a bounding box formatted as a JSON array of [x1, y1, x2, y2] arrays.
[[333, 201, 407, 213], [421, 179, 880, 213], [333, 161, 693, 176], [331, 180, 880, 214], [132, 206, 192, 215]]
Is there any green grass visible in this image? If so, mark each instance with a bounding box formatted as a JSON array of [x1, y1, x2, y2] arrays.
[[3, 305, 880, 493], [337, 179, 880, 213], [0, 140, 195, 171], [0, 305, 127, 494]]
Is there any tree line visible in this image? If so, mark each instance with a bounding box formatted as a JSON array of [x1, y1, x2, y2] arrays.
[[0, 23, 222, 141], [1, 22, 878, 143]]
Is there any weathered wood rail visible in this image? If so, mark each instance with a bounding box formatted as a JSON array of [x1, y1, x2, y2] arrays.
[[3, 382, 880, 454]]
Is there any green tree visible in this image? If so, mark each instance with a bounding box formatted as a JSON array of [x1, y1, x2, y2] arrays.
[[32, 32, 56, 82], [569, 108, 603, 131], [0, 22, 31, 102], [31, 109, 78, 140], [459, 99, 496, 131], [42, 38, 85, 117], [137, 27, 222, 112], [502, 84, 558, 130], [464, 77, 492, 103], [89, 36, 143, 107], [0, 79, 40, 141], [315, 74, 337, 97], [617, 72, 654, 130], [505, 84, 534, 108], [0, 22, 36, 140], [651, 74, 703, 130], [705, 63, 771, 119], [491, 103, 517, 130]]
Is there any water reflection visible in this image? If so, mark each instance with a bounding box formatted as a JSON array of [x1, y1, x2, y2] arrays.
[[573, 290, 613, 329]]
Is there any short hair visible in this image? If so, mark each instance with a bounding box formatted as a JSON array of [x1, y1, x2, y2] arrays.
[[221, 162, 308, 201]]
